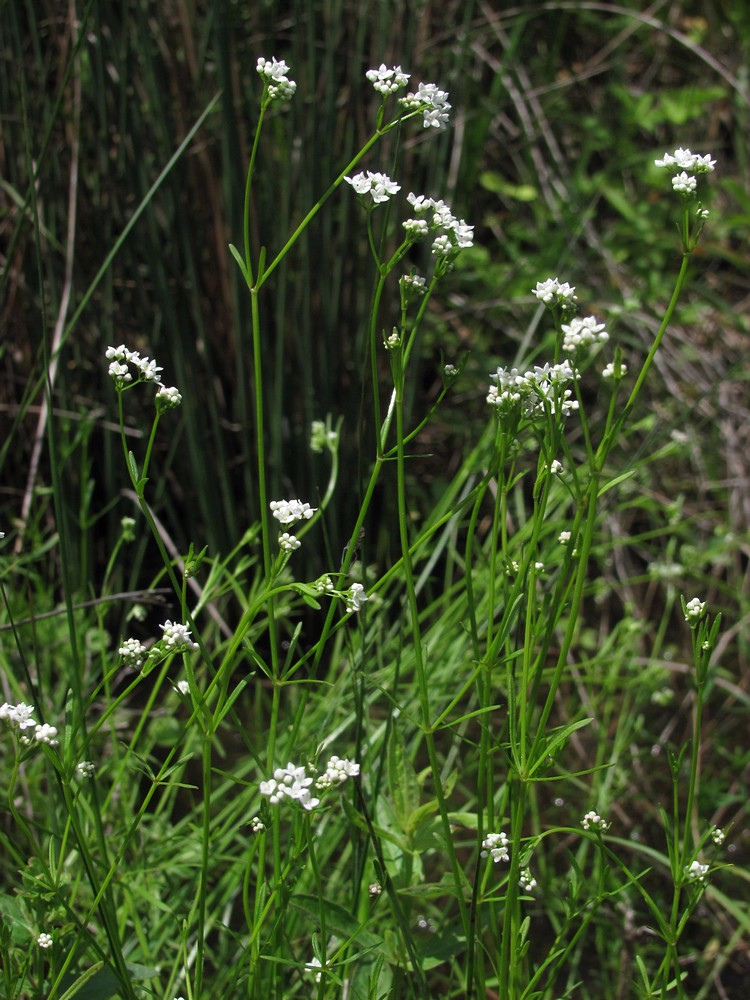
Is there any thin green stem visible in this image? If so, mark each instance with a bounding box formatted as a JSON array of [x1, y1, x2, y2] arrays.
[[393, 369, 471, 980]]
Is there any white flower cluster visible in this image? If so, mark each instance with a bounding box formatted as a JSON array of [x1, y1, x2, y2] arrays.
[[37, 932, 53, 949], [256, 56, 296, 102], [310, 420, 339, 454], [344, 170, 401, 205], [260, 754, 360, 811], [684, 859, 709, 883], [650, 561, 684, 580], [399, 81, 451, 129], [711, 827, 725, 846], [278, 532, 301, 553], [581, 810, 610, 832], [119, 637, 146, 668], [260, 761, 319, 810], [159, 620, 199, 652], [602, 361, 627, 380], [404, 192, 473, 256], [400, 273, 426, 295], [76, 760, 95, 779], [403, 218, 429, 237], [345, 582, 368, 613], [1, 702, 58, 747], [270, 499, 317, 525], [519, 868, 537, 893], [249, 815, 265, 833], [366, 63, 410, 95], [654, 148, 716, 174], [481, 831, 510, 863], [487, 361, 579, 419], [106, 345, 163, 386], [672, 172, 697, 195], [156, 384, 182, 410], [532, 278, 577, 308], [561, 316, 609, 355], [684, 597, 706, 622], [316, 755, 360, 789]]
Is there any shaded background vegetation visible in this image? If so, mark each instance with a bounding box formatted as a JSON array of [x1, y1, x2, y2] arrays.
[[2, 0, 750, 994]]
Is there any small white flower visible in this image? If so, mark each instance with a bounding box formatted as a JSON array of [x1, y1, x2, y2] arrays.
[[345, 582, 368, 613], [159, 620, 199, 652], [400, 82, 451, 130], [407, 192, 433, 214], [684, 597, 706, 622], [481, 831, 510, 863], [310, 420, 338, 453], [384, 329, 401, 349], [173, 679, 190, 696], [366, 64, 410, 95], [105, 344, 130, 361], [156, 385, 182, 409], [316, 755, 360, 789], [34, 723, 59, 747], [369, 880, 382, 896], [256, 56, 297, 102], [249, 816, 265, 833], [136, 356, 163, 382], [550, 459, 563, 474], [270, 499, 316, 526], [655, 148, 716, 173], [519, 868, 537, 893], [314, 575, 334, 594], [558, 531, 571, 544], [684, 859, 709, 883], [444, 364, 458, 377], [602, 361, 627, 380], [711, 827, 725, 846], [449, 218, 474, 248], [649, 561, 683, 580], [108, 360, 131, 383], [401, 272, 426, 292], [562, 316, 609, 354], [672, 171, 698, 195], [0, 702, 37, 731], [76, 760, 95, 779], [106, 344, 163, 385], [305, 956, 325, 983], [581, 810, 610, 832], [278, 532, 301, 552], [119, 637, 147, 668], [261, 762, 320, 810], [532, 278, 577, 307], [431, 234, 452, 256], [403, 218, 429, 238], [344, 170, 400, 205], [37, 932, 53, 949]]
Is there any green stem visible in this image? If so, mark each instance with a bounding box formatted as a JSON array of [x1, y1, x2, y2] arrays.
[[394, 368, 471, 978], [194, 729, 213, 996]]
